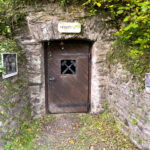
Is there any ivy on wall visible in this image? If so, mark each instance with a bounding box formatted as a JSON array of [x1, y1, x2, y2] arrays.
[[0, 0, 25, 74], [0, 38, 20, 74], [81, 0, 150, 78], [0, 1, 30, 144]]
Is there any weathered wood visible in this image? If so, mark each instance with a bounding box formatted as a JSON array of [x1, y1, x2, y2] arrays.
[[46, 40, 90, 113]]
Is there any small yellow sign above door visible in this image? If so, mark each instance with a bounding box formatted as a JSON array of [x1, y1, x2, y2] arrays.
[[58, 22, 81, 33]]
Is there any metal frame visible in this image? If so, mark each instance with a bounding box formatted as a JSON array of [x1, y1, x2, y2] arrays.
[[61, 59, 76, 75]]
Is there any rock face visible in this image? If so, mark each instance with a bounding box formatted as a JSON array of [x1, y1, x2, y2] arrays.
[[107, 63, 150, 149]]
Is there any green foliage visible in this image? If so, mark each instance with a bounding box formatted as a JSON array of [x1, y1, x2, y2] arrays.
[[60, 0, 79, 8], [0, 0, 25, 74], [131, 118, 137, 124], [4, 115, 54, 150], [102, 102, 109, 119], [108, 39, 149, 81], [4, 119, 41, 150], [0, 0, 26, 36], [77, 113, 136, 149], [116, 0, 150, 54], [0, 71, 30, 147], [0, 37, 20, 73], [82, 0, 150, 76]]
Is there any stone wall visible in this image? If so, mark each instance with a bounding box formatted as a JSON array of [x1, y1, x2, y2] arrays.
[[15, 4, 115, 117], [0, 53, 30, 147], [107, 63, 150, 149]]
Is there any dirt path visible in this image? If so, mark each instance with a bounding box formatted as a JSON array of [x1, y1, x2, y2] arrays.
[[35, 114, 82, 150], [32, 113, 138, 150]]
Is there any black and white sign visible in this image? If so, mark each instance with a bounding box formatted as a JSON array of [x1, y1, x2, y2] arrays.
[[1, 53, 18, 79]]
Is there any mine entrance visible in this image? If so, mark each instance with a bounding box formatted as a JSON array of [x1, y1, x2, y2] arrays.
[[45, 40, 91, 113]]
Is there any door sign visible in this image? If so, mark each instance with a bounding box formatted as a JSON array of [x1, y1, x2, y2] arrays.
[[58, 22, 81, 33]]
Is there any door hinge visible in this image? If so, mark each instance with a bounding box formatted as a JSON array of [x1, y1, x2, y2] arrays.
[[58, 103, 89, 107]]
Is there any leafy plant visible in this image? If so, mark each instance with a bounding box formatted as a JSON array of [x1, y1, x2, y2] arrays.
[[131, 118, 137, 124], [0, 37, 20, 74], [82, 0, 150, 77], [4, 115, 54, 150], [4, 119, 41, 150]]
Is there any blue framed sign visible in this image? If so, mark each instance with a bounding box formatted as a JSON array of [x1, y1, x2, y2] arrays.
[[1, 53, 18, 79]]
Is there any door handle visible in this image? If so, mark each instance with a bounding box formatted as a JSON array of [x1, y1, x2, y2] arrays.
[[49, 77, 55, 81]]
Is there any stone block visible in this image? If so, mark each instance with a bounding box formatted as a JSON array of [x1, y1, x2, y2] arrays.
[[25, 44, 42, 56], [28, 73, 42, 84]]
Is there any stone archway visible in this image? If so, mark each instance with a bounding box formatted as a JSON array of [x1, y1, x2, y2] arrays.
[[15, 6, 113, 118]]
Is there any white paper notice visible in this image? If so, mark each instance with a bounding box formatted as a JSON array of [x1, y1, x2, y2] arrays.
[[58, 22, 81, 33]]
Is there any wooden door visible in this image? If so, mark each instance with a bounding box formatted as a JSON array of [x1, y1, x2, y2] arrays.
[[46, 40, 90, 113]]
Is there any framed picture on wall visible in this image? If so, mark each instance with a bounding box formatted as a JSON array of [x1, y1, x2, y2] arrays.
[[1, 53, 18, 79]]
